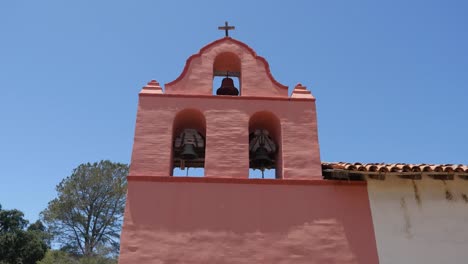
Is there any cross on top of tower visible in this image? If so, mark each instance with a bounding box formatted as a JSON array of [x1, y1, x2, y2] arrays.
[[218, 21, 235, 37]]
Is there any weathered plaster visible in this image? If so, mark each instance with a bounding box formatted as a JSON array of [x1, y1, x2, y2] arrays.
[[368, 175, 468, 264]]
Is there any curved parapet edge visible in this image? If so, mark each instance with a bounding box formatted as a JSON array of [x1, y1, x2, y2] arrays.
[[165, 37, 288, 93]]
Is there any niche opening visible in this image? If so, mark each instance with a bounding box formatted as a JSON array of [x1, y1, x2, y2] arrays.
[[171, 109, 206, 177], [248, 111, 282, 179]]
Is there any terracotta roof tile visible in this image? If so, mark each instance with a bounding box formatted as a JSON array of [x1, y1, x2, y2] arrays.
[[411, 165, 422, 172], [322, 162, 468, 174], [378, 166, 389, 173]]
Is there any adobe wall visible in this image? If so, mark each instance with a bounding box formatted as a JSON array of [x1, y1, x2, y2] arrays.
[[119, 178, 379, 264], [129, 95, 321, 179], [368, 176, 468, 264]]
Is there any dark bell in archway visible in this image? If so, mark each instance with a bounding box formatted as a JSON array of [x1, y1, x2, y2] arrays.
[[181, 144, 198, 160], [251, 146, 273, 169], [216, 77, 239, 96]]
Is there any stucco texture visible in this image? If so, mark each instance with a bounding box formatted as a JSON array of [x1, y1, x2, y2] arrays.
[[119, 179, 378, 264], [129, 95, 321, 179]]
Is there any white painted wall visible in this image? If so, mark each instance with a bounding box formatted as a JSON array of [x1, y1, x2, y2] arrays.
[[368, 175, 468, 264]]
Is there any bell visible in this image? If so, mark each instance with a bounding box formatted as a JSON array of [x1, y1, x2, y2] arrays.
[[250, 146, 273, 169], [180, 144, 197, 160], [216, 77, 239, 96]]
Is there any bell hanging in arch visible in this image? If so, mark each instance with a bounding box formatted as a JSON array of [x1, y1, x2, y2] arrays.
[[249, 129, 277, 171], [180, 144, 198, 160], [216, 77, 239, 96], [174, 128, 205, 165], [250, 146, 273, 170]]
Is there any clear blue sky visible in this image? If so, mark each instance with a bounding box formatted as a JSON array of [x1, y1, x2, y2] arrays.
[[1, 1, 467, 222]]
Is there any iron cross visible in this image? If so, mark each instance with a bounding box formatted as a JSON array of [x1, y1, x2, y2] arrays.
[[218, 21, 235, 37]]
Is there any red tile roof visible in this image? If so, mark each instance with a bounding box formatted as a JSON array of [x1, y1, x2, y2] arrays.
[[322, 162, 468, 180], [323, 162, 468, 173]]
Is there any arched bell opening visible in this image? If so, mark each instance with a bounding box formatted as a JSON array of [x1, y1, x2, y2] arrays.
[[248, 111, 282, 179], [171, 109, 206, 177], [212, 52, 241, 96]]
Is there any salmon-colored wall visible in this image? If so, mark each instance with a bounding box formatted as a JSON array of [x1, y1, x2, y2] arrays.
[[119, 178, 379, 264], [129, 95, 321, 179]]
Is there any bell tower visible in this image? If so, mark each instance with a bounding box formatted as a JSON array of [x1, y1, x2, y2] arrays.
[[127, 35, 322, 179], [119, 25, 379, 263]]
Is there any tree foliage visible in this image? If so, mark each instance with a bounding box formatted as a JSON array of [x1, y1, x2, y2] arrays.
[[0, 205, 48, 264], [41, 160, 128, 257], [37, 250, 77, 264], [37, 250, 117, 264]]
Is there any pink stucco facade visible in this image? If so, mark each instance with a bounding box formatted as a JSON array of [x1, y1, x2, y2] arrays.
[[119, 178, 379, 264], [129, 94, 321, 179], [119, 37, 379, 263]]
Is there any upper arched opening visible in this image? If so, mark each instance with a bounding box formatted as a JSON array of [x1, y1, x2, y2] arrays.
[[213, 52, 241, 96], [213, 52, 241, 75]]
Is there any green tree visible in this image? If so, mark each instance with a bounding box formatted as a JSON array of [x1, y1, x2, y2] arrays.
[[36, 250, 77, 264], [0, 205, 48, 264], [41, 161, 128, 257], [37, 250, 118, 264], [78, 255, 117, 264]]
